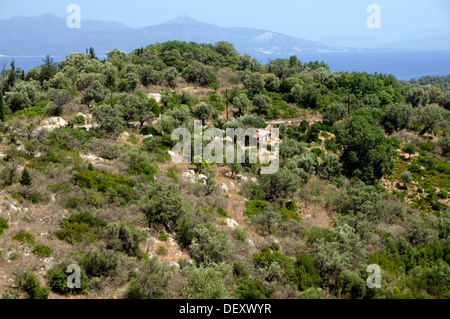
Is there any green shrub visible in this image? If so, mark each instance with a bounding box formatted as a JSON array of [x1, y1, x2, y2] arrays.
[[234, 228, 249, 242], [216, 207, 231, 218], [79, 248, 119, 278], [285, 200, 299, 211], [104, 221, 148, 257], [244, 200, 269, 217], [311, 148, 324, 158], [166, 166, 179, 181], [158, 229, 169, 241], [271, 242, 280, 251], [189, 223, 230, 264], [32, 244, 53, 258], [55, 222, 98, 244], [156, 246, 168, 256], [74, 168, 136, 204], [127, 162, 158, 181], [64, 196, 84, 209], [63, 211, 107, 229], [73, 115, 85, 125], [235, 276, 273, 299], [56, 212, 106, 243], [12, 231, 36, 245], [292, 253, 322, 291], [280, 207, 301, 221], [9, 252, 19, 260], [324, 139, 338, 153], [47, 264, 89, 295], [0, 217, 8, 235], [14, 269, 50, 299], [437, 190, 448, 199], [338, 270, 366, 299], [181, 263, 232, 299], [128, 134, 139, 144], [126, 257, 173, 299], [19, 168, 32, 186], [84, 190, 106, 207]]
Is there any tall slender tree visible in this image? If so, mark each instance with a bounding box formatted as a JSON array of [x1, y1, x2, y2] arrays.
[[0, 92, 5, 122]]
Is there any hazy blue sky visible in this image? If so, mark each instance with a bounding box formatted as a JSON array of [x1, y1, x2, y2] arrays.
[[0, 0, 449, 41]]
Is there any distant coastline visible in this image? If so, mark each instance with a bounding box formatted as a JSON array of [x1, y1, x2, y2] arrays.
[[2, 50, 449, 81]]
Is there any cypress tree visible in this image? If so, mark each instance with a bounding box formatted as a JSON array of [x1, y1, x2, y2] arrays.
[[0, 92, 5, 122], [20, 168, 32, 186]]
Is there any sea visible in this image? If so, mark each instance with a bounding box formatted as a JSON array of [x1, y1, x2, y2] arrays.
[[1, 50, 450, 81]]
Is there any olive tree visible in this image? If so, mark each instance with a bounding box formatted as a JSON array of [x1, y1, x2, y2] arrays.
[[140, 182, 186, 230], [319, 154, 342, 179], [416, 105, 449, 136], [334, 116, 395, 183], [437, 134, 450, 155], [193, 102, 213, 125], [163, 68, 179, 88], [253, 94, 272, 115], [382, 103, 413, 132], [323, 103, 348, 125], [233, 93, 250, 116]]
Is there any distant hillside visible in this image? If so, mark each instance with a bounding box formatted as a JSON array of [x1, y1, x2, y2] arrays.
[[0, 14, 335, 57]]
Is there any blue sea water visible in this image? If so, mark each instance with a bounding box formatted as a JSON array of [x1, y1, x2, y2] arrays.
[[255, 50, 450, 80], [1, 50, 450, 81]]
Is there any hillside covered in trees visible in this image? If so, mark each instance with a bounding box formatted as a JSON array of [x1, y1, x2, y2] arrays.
[[0, 40, 449, 299]]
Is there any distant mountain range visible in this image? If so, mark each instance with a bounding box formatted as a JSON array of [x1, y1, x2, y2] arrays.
[[319, 26, 450, 51], [0, 14, 449, 57]]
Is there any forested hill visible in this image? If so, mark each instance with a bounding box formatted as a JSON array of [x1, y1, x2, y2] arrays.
[[0, 40, 449, 300]]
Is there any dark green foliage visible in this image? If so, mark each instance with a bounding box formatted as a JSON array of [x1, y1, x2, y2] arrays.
[[40, 55, 57, 82], [323, 102, 348, 125], [0, 92, 5, 122], [324, 139, 338, 153], [127, 162, 158, 181], [140, 182, 186, 229], [403, 144, 417, 159], [234, 228, 249, 242], [156, 246, 168, 256], [55, 222, 98, 244], [337, 270, 366, 299], [55, 212, 105, 244], [12, 231, 36, 245], [320, 154, 342, 179], [175, 208, 215, 246], [292, 253, 322, 291], [181, 263, 232, 299], [158, 229, 170, 241], [32, 244, 52, 258], [244, 200, 270, 217], [14, 269, 49, 299], [382, 103, 413, 132], [252, 246, 293, 283], [126, 257, 173, 299], [0, 217, 8, 235], [19, 168, 32, 186], [104, 221, 148, 257], [62, 211, 107, 229], [79, 248, 119, 278], [334, 116, 396, 183], [260, 168, 297, 202], [189, 223, 231, 264], [234, 276, 273, 299], [47, 265, 89, 295], [74, 168, 136, 205]]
